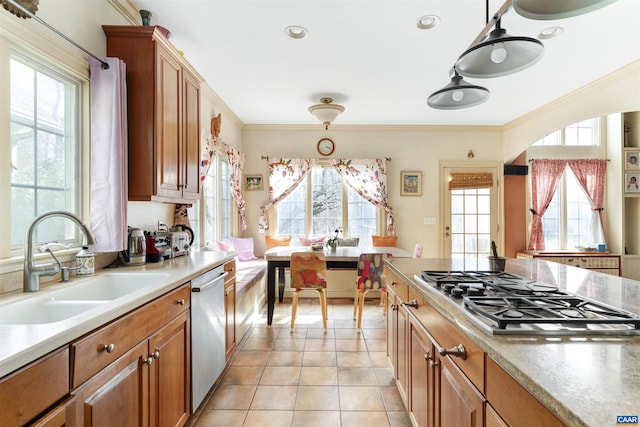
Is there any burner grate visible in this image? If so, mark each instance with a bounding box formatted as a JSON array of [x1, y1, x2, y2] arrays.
[[464, 296, 640, 330]]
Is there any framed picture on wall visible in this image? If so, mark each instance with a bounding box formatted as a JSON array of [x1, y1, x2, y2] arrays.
[[626, 151, 639, 169], [400, 171, 422, 196], [244, 174, 263, 191], [625, 173, 640, 193]]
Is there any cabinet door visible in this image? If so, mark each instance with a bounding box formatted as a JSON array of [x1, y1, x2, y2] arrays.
[[156, 44, 182, 199], [225, 280, 236, 360], [439, 356, 485, 427], [73, 341, 149, 427], [386, 290, 397, 366], [31, 396, 76, 427], [149, 312, 190, 427], [182, 67, 200, 199], [410, 322, 437, 427]]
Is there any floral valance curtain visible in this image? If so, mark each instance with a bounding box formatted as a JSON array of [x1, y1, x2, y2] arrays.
[[527, 158, 607, 251], [330, 159, 395, 234], [227, 147, 247, 231], [258, 158, 316, 233]]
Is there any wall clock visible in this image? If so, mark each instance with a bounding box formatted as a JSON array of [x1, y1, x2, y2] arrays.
[[317, 138, 335, 156]]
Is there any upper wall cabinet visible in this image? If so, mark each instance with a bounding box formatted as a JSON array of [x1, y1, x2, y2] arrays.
[[103, 26, 202, 203]]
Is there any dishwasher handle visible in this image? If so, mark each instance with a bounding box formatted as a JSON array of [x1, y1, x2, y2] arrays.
[[191, 271, 228, 292]]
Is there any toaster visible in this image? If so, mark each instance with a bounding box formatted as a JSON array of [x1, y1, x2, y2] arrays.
[[170, 231, 191, 257]]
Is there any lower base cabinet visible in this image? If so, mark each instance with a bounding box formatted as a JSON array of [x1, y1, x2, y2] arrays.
[[439, 356, 485, 427]]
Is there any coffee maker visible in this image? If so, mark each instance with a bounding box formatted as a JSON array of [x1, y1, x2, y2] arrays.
[[121, 227, 146, 266]]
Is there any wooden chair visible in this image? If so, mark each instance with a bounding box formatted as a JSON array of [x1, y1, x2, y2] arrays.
[[289, 252, 328, 333], [353, 253, 388, 332]]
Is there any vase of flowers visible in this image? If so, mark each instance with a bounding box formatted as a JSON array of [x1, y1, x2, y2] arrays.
[[326, 228, 340, 252]]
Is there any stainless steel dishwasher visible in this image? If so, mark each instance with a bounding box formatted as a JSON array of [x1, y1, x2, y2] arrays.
[[191, 265, 228, 412]]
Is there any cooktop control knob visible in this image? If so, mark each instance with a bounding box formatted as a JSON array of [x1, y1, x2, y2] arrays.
[[443, 283, 455, 294], [451, 288, 464, 298]]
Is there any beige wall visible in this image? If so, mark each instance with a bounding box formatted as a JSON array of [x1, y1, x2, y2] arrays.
[[240, 125, 503, 257]]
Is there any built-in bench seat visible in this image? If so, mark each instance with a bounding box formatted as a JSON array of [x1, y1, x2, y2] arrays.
[[235, 258, 267, 301], [234, 257, 267, 341]]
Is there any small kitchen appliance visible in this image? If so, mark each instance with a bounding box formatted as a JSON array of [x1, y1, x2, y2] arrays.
[[121, 227, 146, 266], [145, 231, 172, 262], [170, 224, 194, 258]]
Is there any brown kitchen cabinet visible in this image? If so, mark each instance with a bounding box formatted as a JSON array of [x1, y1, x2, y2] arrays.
[[385, 265, 565, 427], [224, 259, 237, 360], [0, 347, 70, 426], [103, 26, 202, 203], [70, 283, 191, 427]]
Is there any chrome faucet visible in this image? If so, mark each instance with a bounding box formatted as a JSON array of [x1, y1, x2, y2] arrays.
[[24, 210, 97, 292]]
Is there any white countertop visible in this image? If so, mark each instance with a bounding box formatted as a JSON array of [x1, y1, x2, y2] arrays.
[[386, 257, 640, 427], [0, 251, 234, 378]]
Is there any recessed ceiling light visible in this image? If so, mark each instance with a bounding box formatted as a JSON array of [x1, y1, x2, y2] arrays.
[[417, 15, 440, 30], [538, 26, 564, 39], [285, 26, 308, 39]]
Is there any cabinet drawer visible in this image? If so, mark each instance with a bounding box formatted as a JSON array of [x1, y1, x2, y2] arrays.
[[486, 357, 564, 427], [386, 268, 409, 301], [0, 347, 69, 426], [71, 284, 190, 388], [224, 259, 236, 283], [410, 298, 485, 393]]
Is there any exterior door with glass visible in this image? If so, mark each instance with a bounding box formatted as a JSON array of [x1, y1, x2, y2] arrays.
[[442, 165, 501, 259]]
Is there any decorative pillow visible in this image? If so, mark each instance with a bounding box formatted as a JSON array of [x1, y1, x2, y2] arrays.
[[299, 236, 325, 246], [338, 237, 359, 247], [372, 235, 398, 247], [215, 239, 234, 251], [229, 237, 258, 261], [265, 235, 292, 250]]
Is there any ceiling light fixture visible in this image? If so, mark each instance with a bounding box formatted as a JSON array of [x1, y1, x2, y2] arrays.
[[416, 15, 440, 30], [285, 25, 307, 39], [427, 69, 490, 110], [308, 97, 345, 130], [512, 0, 619, 20], [455, 14, 544, 78]]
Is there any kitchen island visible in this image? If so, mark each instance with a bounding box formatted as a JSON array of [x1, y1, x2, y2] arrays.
[[385, 257, 640, 427]]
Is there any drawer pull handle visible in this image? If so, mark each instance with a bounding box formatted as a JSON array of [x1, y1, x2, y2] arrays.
[[103, 343, 115, 353], [390, 303, 397, 311], [144, 357, 153, 365], [439, 344, 467, 360], [401, 299, 419, 308], [568, 258, 574, 262], [425, 354, 439, 367], [390, 281, 397, 286], [152, 351, 160, 359], [177, 299, 185, 305]]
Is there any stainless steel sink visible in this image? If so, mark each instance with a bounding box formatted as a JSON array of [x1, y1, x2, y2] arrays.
[[0, 273, 171, 325]]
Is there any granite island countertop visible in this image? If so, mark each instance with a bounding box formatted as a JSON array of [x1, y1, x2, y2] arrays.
[[0, 250, 234, 378], [386, 257, 640, 427]]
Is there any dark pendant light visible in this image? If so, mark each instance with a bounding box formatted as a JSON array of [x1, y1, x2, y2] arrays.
[[427, 70, 489, 110], [455, 16, 544, 79], [513, 0, 620, 20]]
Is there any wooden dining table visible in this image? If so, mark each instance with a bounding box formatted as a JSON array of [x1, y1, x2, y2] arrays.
[[264, 245, 412, 325]]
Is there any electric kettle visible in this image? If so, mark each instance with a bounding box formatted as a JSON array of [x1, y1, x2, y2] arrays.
[[121, 227, 146, 266]]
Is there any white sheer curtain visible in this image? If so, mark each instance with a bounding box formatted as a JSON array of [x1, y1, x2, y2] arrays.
[[89, 57, 128, 252], [258, 158, 316, 233]]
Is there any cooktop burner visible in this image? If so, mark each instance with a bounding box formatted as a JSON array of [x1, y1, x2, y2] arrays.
[[417, 270, 640, 336]]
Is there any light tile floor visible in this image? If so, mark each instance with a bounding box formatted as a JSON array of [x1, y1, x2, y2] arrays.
[[187, 298, 412, 427]]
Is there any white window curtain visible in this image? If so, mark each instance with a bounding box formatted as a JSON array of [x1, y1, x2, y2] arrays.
[[258, 158, 316, 233], [89, 57, 128, 252], [330, 158, 395, 234], [227, 147, 248, 231]]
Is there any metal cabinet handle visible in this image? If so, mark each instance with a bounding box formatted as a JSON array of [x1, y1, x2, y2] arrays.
[[390, 281, 397, 286], [390, 303, 397, 311], [144, 357, 153, 365], [103, 343, 115, 353], [439, 344, 467, 360], [152, 351, 160, 359], [401, 299, 419, 308], [568, 258, 574, 262], [177, 299, 185, 305]]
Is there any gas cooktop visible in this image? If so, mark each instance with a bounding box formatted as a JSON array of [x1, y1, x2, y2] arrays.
[[415, 271, 640, 336]]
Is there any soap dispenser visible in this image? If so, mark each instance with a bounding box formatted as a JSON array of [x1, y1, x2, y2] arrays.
[[76, 246, 95, 275]]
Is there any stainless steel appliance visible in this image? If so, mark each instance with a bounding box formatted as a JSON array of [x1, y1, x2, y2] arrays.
[[191, 265, 228, 412], [121, 227, 146, 266], [170, 231, 191, 258], [415, 271, 640, 336], [145, 232, 172, 262]]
